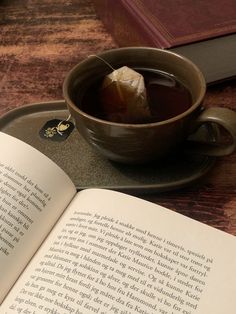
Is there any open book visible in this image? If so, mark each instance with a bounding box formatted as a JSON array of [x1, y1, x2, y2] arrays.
[[0, 131, 235, 313]]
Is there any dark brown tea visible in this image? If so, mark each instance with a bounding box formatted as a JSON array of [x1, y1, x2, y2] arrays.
[[78, 68, 192, 123]]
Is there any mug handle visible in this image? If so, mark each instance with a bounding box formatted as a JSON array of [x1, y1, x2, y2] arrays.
[[186, 107, 236, 156]]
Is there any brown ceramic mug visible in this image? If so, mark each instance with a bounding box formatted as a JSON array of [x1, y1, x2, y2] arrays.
[[63, 47, 236, 163]]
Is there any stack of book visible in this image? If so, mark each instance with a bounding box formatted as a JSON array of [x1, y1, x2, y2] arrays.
[[93, 0, 236, 84]]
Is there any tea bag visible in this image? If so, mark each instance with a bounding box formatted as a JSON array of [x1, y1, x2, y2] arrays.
[[100, 66, 151, 123]]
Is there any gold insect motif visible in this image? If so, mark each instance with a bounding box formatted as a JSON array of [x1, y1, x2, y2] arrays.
[[44, 127, 57, 138]]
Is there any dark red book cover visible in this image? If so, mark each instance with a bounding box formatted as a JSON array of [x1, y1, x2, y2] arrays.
[[93, 0, 236, 48]]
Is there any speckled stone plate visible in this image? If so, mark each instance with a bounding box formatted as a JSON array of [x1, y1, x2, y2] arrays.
[[0, 100, 216, 193]]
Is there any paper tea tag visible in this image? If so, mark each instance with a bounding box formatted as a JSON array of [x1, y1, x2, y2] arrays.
[[39, 119, 74, 141]]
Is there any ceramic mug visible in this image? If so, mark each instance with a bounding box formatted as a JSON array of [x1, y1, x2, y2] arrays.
[[63, 47, 236, 163]]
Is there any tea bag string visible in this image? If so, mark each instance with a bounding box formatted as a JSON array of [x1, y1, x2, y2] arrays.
[[88, 54, 124, 99], [88, 54, 116, 71]]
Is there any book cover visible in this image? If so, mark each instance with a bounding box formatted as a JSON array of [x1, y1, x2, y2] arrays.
[[93, 0, 236, 83]]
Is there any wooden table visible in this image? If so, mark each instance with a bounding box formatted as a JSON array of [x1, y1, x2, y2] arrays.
[[1, 0, 236, 235]]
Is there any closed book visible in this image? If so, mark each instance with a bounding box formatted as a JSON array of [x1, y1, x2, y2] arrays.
[[93, 0, 236, 84]]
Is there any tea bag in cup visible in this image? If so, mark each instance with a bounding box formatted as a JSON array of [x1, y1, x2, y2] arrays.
[[100, 66, 151, 123]]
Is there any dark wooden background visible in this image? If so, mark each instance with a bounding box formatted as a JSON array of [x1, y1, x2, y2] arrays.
[[0, 0, 236, 235]]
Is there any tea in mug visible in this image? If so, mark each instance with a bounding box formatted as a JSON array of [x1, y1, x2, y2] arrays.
[[79, 68, 192, 124]]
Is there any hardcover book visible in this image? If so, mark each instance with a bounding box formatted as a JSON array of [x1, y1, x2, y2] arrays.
[[93, 0, 236, 84], [0, 131, 236, 313]]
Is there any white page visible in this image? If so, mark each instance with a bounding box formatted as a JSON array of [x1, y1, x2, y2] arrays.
[[1, 189, 236, 313], [0, 132, 76, 302]]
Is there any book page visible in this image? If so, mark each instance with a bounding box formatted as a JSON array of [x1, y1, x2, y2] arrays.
[[0, 132, 76, 303], [1, 188, 236, 313]]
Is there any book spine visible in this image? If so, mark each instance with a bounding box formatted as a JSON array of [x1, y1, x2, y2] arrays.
[[93, 0, 171, 48]]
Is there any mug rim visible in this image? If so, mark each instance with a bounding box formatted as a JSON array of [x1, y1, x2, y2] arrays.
[[63, 47, 206, 128]]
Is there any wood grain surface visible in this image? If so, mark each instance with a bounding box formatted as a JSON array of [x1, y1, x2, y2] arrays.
[[0, 0, 236, 235]]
